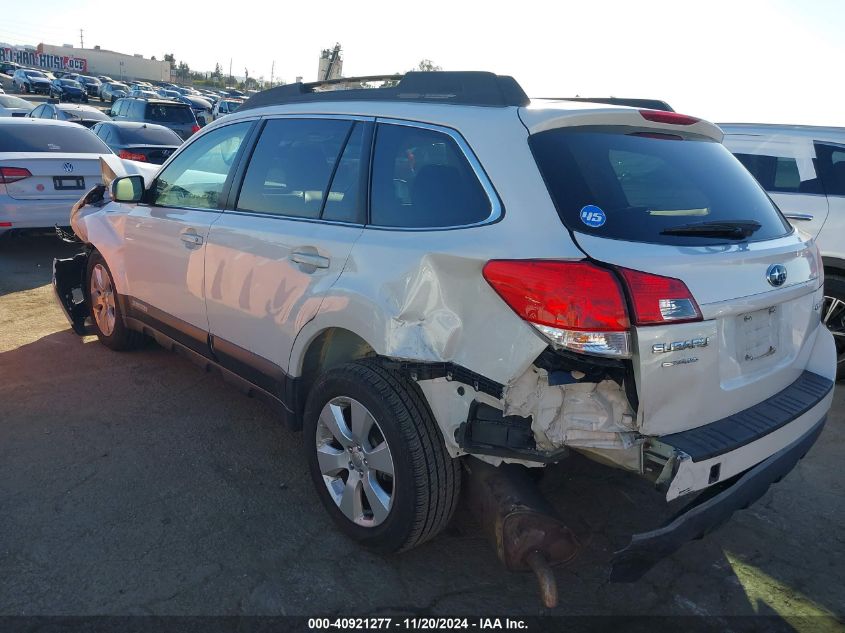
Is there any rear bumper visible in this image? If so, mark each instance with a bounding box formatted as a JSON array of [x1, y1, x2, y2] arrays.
[[611, 413, 826, 582], [0, 198, 76, 230]]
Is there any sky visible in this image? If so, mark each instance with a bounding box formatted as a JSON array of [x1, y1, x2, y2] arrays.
[[2, 0, 843, 126]]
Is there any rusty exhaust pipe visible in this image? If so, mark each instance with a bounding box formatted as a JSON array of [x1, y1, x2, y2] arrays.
[[465, 457, 582, 609]]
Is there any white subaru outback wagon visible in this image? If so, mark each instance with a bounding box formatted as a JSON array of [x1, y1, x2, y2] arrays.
[[55, 72, 836, 585]]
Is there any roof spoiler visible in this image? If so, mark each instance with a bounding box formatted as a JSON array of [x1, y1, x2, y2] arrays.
[[539, 97, 675, 112]]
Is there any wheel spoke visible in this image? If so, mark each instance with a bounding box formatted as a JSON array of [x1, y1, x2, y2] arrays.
[[362, 472, 391, 523], [350, 399, 375, 443], [823, 297, 844, 325], [317, 444, 349, 476], [321, 403, 353, 448], [365, 441, 394, 476], [94, 266, 105, 291], [339, 471, 363, 521]]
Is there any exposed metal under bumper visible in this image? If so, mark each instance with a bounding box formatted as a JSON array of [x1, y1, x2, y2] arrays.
[[610, 415, 826, 582]]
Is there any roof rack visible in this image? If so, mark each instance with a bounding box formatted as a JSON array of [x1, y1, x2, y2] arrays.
[[539, 97, 675, 112], [239, 71, 530, 111]]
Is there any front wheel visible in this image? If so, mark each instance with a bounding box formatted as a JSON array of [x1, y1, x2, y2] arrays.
[[86, 251, 143, 351], [823, 274, 845, 380], [304, 359, 461, 553]]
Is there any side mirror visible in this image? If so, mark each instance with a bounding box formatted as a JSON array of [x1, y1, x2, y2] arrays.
[[111, 175, 144, 203]]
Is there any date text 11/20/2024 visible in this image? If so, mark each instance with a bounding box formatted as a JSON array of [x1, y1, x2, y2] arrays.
[[307, 618, 528, 630]]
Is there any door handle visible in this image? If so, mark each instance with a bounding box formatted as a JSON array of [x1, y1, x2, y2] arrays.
[[784, 213, 814, 222], [290, 251, 330, 269], [180, 231, 203, 247]]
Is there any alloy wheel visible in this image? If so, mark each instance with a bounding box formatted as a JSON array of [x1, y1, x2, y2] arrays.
[[315, 396, 395, 527], [90, 263, 116, 336]]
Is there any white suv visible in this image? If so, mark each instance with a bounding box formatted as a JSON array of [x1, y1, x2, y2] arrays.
[[720, 124, 845, 379], [55, 73, 836, 583]]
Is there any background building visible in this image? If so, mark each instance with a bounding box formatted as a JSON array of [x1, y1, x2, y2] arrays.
[[37, 43, 171, 82]]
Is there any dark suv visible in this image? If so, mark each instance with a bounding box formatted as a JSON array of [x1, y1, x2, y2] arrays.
[[109, 97, 199, 140]]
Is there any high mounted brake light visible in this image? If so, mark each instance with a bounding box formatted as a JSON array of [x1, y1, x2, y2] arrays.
[[118, 150, 147, 162], [639, 110, 699, 126], [0, 167, 32, 184]]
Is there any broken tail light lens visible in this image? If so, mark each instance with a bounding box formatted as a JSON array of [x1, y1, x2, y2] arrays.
[[618, 267, 702, 325], [483, 260, 631, 357], [0, 167, 32, 184]]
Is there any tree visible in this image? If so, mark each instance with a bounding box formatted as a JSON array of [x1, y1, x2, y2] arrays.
[[413, 59, 442, 72], [151, 55, 157, 61], [163, 53, 175, 63]]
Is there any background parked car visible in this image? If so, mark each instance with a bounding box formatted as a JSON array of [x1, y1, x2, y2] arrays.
[[49, 78, 89, 103], [0, 62, 22, 76], [100, 82, 130, 103], [12, 69, 51, 95], [0, 118, 117, 236], [156, 88, 182, 100], [129, 88, 160, 99], [721, 123, 845, 378], [109, 97, 199, 139], [74, 75, 102, 98], [28, 103, 111, 128], [212, 99, 243, 120], [91, 120, 183, 164], [0, 95, 35, 117], [176, 94, 213, 126]]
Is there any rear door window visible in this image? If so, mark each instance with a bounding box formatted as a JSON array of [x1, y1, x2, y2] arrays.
[[529, 128, 792, 245], [236, 118, 352, 219], [813, 143, 845, 196], [369, 123, 490, 228]]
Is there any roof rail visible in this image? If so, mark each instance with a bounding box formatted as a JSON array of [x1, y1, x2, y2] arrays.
[[540, 97, 675, 112], [239, 71, 530, 111]]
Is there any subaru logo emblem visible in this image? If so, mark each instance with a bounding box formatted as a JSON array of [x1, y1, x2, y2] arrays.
[[766, 264, 787, 287], [63, 163, 74, 173]]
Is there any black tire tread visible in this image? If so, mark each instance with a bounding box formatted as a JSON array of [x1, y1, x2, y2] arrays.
[[311, 358, 461, 551]]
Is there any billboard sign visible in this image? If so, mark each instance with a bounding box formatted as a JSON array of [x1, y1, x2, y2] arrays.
[[0, 46, 88, 72]]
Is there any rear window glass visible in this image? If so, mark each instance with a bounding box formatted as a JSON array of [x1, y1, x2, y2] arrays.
[[0, 124, 112, 153], [145, 104, 195, 124], [62, 108, 109, 121], [118, 125, 183, 145], [529, 129, 791, 245]]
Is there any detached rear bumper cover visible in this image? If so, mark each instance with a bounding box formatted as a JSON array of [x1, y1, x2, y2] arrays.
[[611, 415, 826, 582], [53, 252, 92, 336]]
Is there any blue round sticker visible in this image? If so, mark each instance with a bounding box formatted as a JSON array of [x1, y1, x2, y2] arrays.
[[580, 205, 606, 228]]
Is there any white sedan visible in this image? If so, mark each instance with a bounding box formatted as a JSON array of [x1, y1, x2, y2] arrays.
[[0, 118, 125, 236], [0, 94, 34, 117]]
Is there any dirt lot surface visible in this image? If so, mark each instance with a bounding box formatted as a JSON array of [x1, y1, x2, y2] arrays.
[[1, 234, 843, 625]]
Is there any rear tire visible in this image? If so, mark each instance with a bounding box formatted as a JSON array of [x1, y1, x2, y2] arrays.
[[823, 274, 845, 381], [304, 359, 461, 553], [86, 251, 143, 351]]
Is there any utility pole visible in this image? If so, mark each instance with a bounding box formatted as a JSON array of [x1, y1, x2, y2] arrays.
[[270, 60, 274, 87], [229, 58, 232, 85], [79, 29, 84, 49]]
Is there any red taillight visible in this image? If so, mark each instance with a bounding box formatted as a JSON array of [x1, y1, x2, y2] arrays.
[[191, 124, 200, 134], [618, 268, 702, 325], [639, 109, 700, 126], [483, 260, 629, 331], [0, 167, 32, 184], [118, 150, 147, 162], [0, 222, 12, 227]]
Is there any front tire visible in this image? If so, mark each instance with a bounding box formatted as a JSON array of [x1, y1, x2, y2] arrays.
[[86, 251, 143, 351], [823, 274, 845, 381], [304, 359, 461, 553]]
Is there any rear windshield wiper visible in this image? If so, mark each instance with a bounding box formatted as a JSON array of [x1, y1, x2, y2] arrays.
[[659, 220, 762, 239]]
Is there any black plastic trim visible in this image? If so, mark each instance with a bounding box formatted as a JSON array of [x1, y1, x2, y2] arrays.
[[658, 371, 833, 462], [239, 72, 530, 110], [384, 360, 504, 399], [611, 415, 826, 582]]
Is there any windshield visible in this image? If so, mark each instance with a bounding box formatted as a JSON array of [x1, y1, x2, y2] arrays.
[[60, 80, 82, 87], [0, 95, 33, 109], [0, 124, 112, 153], [79, 77, 99, 85], [223, 101, 241, 113], [529, 128, 792, 246], [25, 71, 46, 78], [110, 83, 129, 91]]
